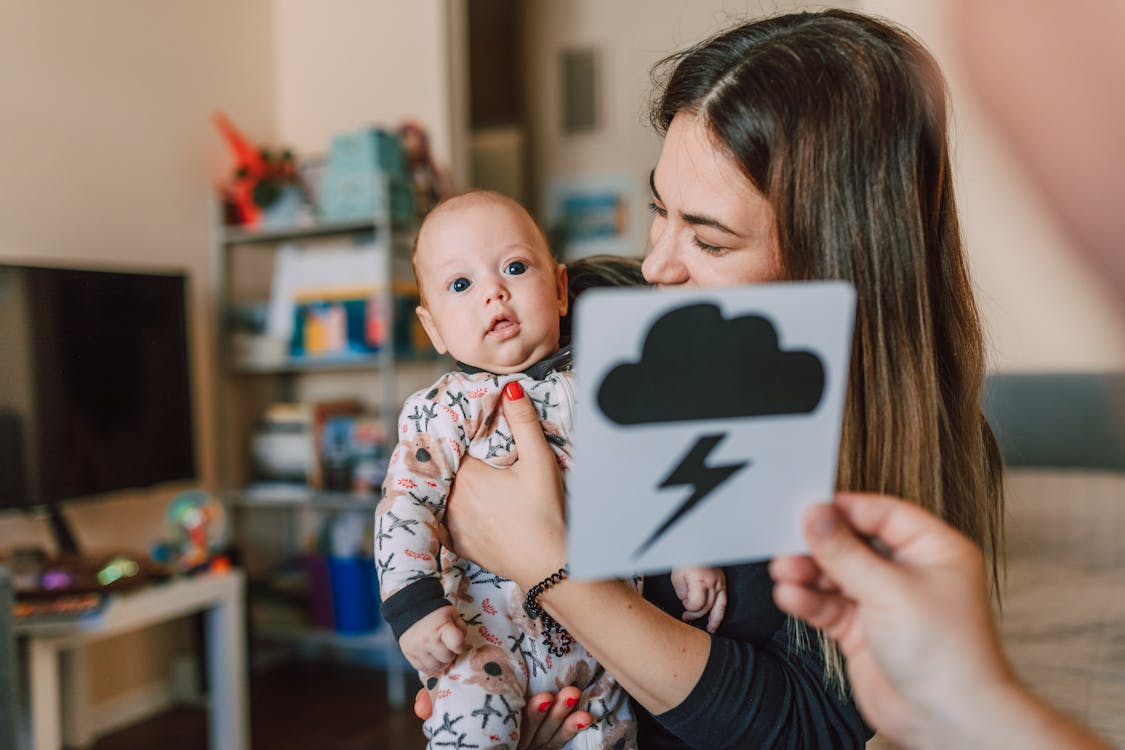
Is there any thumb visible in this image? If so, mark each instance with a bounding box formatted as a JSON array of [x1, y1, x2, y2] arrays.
[[441, 620, 467, 652], [500, 380, 553, 470], [804, 503, 902, 600]]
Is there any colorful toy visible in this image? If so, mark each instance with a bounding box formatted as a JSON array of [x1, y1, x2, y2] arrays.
[[213, 111, 302, 227], [160, 490, 228, 572]]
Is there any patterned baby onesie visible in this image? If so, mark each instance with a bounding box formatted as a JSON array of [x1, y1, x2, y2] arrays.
[[377, 363, 636, 750]]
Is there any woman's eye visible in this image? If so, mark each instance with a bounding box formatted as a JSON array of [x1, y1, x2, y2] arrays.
[[692, 236, 724, 255], [449, 277, 471, 293], [647, 201, 668, 218], [504, 261, 527, 275]]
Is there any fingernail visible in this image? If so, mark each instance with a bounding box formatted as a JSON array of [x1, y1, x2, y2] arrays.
[[504, 381, 524, 400], [538, 700, 551, 712], [565, 697, 578, 708], [808, 504, 839, 538]]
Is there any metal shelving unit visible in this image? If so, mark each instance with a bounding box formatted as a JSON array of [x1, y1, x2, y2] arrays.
[[211, 185, 420, 705]]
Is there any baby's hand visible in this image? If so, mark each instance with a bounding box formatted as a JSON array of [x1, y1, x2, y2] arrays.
[[670, 566, 727, 633], [399, 605, 468, 676]]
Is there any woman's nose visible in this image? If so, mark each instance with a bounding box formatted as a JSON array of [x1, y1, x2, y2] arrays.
[[642, 237, 690, 286]]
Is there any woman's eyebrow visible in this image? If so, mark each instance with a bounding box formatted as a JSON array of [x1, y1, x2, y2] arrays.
[[649, 169, 743, 238]]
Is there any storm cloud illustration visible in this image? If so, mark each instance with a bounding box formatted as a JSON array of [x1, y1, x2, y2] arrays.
[[597, 303, 825, 424]]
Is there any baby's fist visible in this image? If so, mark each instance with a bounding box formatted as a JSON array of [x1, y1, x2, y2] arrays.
[[670, 566, 727, 633], [399, 605, 467, 676]]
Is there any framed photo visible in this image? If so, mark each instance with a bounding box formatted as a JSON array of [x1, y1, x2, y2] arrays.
[[544, 172, 640, 260]]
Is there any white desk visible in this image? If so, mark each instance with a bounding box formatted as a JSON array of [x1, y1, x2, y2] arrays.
[[16, 570, 248, 750]]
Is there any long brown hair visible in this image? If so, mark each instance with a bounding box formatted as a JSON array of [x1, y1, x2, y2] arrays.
[[651, 9, 1004, 684]]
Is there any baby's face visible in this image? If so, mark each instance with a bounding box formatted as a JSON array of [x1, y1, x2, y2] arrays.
[[414, 198, 568, 374]]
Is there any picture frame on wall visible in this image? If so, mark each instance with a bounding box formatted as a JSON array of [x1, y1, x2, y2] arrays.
[[544, 172, 640, 260]]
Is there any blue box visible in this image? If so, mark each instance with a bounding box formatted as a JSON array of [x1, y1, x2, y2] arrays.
[[328, 128, 406, 176], [328, 556, 380, 633]]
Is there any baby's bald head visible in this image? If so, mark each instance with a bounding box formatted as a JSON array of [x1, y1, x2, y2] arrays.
[[412, 190, 553, 302]]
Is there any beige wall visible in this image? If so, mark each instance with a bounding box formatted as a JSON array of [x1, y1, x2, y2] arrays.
[[0, 0, 457, 725], [274, 0, 457, 171], [0, 0, 276, 715], [522, 1, 815, 256], [523, 0, 1125, 371]]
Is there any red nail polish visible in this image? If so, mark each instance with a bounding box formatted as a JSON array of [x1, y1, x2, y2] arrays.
[[565, 697, 578, 708], [504, 381, 524, 400], [538, 700, 551, 713]]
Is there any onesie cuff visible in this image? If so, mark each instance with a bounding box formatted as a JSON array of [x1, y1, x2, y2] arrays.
[[382, 577, 449, 642]]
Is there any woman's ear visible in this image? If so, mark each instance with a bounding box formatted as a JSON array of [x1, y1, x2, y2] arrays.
[[556, 263, 569, 316], [415, 305, 448, 354]]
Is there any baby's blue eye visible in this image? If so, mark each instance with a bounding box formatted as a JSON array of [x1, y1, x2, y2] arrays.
[[449, 277, 471, 293], [505, 261, 527, 275]]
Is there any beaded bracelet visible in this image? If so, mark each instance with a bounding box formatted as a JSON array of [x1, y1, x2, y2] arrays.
[[523, 565, 573, 657]]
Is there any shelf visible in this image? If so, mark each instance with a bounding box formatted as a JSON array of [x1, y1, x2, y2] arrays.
[[220, 219, 378, 245], [231, 352, 387, 374], [229, 351, 441, 375], [225, 486, 381, 511]]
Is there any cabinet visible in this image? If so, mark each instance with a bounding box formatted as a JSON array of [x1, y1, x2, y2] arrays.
[[212, 188, 442, 705]]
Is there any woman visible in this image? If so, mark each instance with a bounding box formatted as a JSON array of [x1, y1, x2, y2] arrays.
[[427, 10, 1004, 748]]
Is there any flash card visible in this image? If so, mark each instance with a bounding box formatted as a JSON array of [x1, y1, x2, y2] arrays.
[[567, 282, 855, 579]]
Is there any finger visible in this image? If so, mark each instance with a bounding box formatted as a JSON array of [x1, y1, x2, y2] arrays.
[[682, 579, 707, 613], [671, 572, 689, 604], [769, 554, 822, 585], [772, 581, 854, 638], [517, 692, 556, 750], [439, 622, 466, 654], [706, 588, 727, 633], [419, 657, 443, 677], [802, 503, 905, 600], [499, 381, 555, 473], [414, 687, 433, 721], [833, 492, 972, 561], [815, 572, 841, 594], [542, 709, 593, 750], [428, 644, 458, 667], [526, 685, 581, 748]]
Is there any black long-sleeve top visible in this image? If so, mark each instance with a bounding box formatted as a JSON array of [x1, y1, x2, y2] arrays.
[[635, 562, 873, 749]]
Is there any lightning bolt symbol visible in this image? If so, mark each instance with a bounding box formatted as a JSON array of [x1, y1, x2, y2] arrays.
[[634, 433, 748, 559]]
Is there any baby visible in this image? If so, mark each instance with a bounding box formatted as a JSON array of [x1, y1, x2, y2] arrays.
[[376, 190, 725, 750]]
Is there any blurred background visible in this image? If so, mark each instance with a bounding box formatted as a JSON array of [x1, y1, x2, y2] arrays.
[[1, 1, 1122, 749]]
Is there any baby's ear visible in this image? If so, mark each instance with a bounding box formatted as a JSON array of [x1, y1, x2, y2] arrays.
[[556, 263, 569, 316], [415, 305, 448, 354]]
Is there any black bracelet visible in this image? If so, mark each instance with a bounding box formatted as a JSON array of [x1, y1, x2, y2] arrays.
[[523, 565, 573, 657]]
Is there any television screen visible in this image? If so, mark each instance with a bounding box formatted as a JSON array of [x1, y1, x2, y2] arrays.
[[0, 265, 197, 508]]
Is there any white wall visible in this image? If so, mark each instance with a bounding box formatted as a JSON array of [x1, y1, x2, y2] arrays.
[[273, 0, 457, 171], [522, 1, 814, 257], [523, 0, 1125, 372], [0, 0, 276, 717]]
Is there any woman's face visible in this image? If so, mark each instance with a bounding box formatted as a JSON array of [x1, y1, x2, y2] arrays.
[[643, 111, 782, 287]]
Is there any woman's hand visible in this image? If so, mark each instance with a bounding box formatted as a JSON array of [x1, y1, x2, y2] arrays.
[[414, 685, 592, 750], [444, 381, 569, 588]]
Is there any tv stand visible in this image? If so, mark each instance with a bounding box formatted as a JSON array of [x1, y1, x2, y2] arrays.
[[44, 503, 80, 557], [16, 570, 248, 750]]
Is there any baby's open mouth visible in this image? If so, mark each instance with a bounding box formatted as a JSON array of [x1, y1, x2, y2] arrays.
[[487, 314, 519, 337]]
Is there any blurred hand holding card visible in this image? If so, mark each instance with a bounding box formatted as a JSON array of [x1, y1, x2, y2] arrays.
[[568, 282, 855, 579]]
